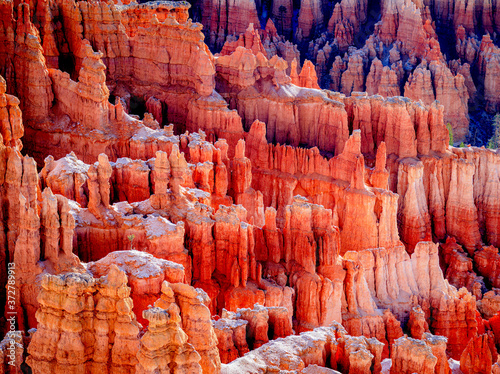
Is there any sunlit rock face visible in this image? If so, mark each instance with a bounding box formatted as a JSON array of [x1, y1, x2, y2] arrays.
[[1, 0, 500, 372]]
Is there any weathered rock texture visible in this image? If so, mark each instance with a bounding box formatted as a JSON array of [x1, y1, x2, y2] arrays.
[[27, 267, 141, 373], [4, 0, 500, 373], [222, 322, 383, 373]]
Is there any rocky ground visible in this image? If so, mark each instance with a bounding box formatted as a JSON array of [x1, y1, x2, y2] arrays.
[[0, 0, 500, 373]]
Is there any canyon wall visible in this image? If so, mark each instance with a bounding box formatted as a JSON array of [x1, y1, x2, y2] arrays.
[[1, 0, 500, 372]]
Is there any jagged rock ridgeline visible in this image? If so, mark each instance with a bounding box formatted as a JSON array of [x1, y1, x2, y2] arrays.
[[1, 0, 500, 373], [195, 0, 500, 144]]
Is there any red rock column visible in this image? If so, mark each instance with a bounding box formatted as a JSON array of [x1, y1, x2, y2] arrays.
[[214, 149, 228, 197], [397, 160, 432, 252], [284, 196, 315, 274], [231, 139, 264, 226], [213, 318, 248, 363], [390, 336, 437, 374], [262, 207, 281, 263], [41, 188, 59, 263], [0, 76, 24, 150], [155, 281, 221, 373], [13, 3, 54, 122], [97, 154, 112, 208], [370, 142, 389, 189], [150, 150, 170, 210], [446, 158, 481, 254], [408, 306, 429, 339], [169, 145, 188, 196], [136, 307, 202, 374], [26, 273, 97, 373], [238, 305, 269, 349], [460, 334, 493, 374], [98, 265, 141, 372]]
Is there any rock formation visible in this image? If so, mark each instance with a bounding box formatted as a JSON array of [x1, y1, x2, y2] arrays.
[[88, 250, 186, 325], [136, 307, 202, 374], [3, 0, 500, 373], [27, 267, 141, 373], [154, 281, 221, 373], [460, 334, 494, 374], [222, 322, 382, 373]]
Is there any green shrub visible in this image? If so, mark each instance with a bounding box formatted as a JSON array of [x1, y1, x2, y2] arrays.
[[487, 114, 500, 149], [446, 123, 454, 146], [127, 234, 135, 250]]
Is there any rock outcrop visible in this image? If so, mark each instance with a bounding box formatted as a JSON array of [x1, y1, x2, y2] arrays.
[[222, 322, 382, 373], [460, 334, 494, 374], [27, 267, 141, 373], [154, 281, 221, 374], [88, 250, 186, 325], [4, 0, 500, 373], [136, 307, 202, 374]]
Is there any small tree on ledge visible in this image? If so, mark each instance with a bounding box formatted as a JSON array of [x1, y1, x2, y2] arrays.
[[487, 114, 500, 149], [446, 123, 454, 146], [127, 234, 135, 250]]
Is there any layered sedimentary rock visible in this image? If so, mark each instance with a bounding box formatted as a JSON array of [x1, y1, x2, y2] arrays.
[[0, 76, 23, 150], [344, 242, 479, 359], [390, 336, 438, 374], [201, 0, 260, 50], [215, 30, 349, 156], [439, 237, 483, 295], [5, 0, 500, 372], [4, 0, 225, 165], [478, 290, 500, 319], [213, 316, 249, 363], [222, 322, 382, 373], [26, 267, 222, 374], [27, 267, 141, 373], [475, 246, 500, 288], [408, 306, 430, 339], [297, 0, 323, 39], [390, 333, 451, 374], [310, 0, 475, 143], [245, 122, 401, 253], [154, 281, 221, 373], [480, 36, 500, 114], [10, 3, 54, 122], [88, 250, 186, 325], [460, 334, 494, 374], [136, 307, 202, 374], [41, 152, 89, 207]]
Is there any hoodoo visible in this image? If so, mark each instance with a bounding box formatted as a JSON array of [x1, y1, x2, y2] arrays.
[[0, 0, 499, 372]]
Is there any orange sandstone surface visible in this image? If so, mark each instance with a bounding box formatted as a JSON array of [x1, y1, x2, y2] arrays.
[[0, 0, 499, 373]]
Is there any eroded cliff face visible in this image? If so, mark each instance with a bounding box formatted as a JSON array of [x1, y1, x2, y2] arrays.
[[2, 0, 500, 373], [196, 0, 500, 145]]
